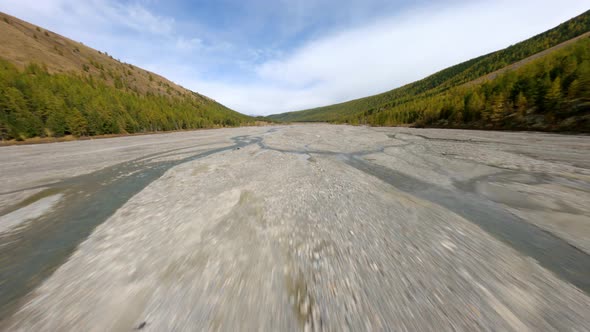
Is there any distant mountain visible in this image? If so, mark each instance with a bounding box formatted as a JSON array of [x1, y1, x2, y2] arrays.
[[0, 12, 253, 141], [269, 10, 590, 132]]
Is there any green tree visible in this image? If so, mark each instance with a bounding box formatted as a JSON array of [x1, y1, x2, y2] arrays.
[[46, 109, 67, 136], [464, 91, 485, 122], [66, 108, 88, 136], [490, 92, 508, 125], [545, 77, 562, 111], [516, 92, 528, 115], [567, 79, 580, 99]]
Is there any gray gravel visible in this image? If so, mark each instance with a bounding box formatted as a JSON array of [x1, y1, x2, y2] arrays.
[[1, 124, 589, 331]]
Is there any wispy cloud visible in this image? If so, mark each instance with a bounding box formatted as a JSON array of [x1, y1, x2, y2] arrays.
[[175, 0, 588, 115], [176, 37, 203, 51], [109, 2, 175, 36]]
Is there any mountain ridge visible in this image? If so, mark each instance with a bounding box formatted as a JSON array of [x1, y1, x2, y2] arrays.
[[0, 11, 254, 141], [268, 10, 590, 132]]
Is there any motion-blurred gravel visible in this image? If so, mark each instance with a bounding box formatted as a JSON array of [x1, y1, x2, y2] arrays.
[[2, 125, 590, 331]]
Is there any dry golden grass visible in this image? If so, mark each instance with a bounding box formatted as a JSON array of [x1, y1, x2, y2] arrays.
[[467, 31, 590, 87]]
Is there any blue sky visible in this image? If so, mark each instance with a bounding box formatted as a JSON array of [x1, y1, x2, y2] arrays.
[[0, 0, 588, 115]]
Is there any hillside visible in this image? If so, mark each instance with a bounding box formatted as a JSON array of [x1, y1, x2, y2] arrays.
[[0, 12, 253, 141], [268, 10, 590, 131]]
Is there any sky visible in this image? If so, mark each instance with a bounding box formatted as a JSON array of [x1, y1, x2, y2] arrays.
[[0, 1, 588, 115]]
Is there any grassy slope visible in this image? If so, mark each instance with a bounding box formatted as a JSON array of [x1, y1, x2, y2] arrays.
[[358, 36, 590, 131], [268, 10, 590, 123], [0, 12, 252, 140], [1, 12, 209, 100]]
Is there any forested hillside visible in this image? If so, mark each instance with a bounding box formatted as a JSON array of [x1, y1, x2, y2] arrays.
[[348, 37, 590, 131], [268, 10, 590, 132], [0, 12, 253, 141]]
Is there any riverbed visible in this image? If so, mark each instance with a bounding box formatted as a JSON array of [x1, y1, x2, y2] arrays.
[[1, 124, 589, 331]]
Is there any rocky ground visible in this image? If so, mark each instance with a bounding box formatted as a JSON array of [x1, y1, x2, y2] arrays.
[[1, 124, 589, 331]]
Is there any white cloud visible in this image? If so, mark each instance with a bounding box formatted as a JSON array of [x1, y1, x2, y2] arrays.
[[184, 79, 336, 116], [186, 0, 588, 115], [176, 37, 203, 51], [0, 0, 588, 116], [0, 0, 174, 36], [109, 2, 175, 36]]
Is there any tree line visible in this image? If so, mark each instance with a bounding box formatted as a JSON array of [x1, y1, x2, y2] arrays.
[[270, 10, 590, 125], [0, 59, 251, 140], [344, 37, 590, 132]]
